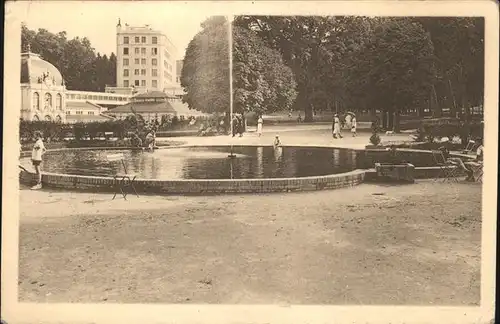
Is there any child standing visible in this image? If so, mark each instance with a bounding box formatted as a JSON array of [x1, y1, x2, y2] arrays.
[[31, 131, 46, 190], [273, 135, 281, 147]]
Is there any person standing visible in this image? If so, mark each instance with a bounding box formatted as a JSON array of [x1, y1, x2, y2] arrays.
[[332, 114, 342, 139], [345, 114, 352, 129], [232, 115, 239, 137], [237, 115, 244, 137], [31, 131, 46, 190], [273, 135, 281, 147], [351, 116, 357, 137], [257, 115, 263, 137]]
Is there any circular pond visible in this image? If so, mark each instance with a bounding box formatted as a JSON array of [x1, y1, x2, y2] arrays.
[[21, 146, 365, 180]]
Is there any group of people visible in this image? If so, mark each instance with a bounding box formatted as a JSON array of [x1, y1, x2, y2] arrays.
[[232, 114, 246, 137], [332, 113, 357, 139]]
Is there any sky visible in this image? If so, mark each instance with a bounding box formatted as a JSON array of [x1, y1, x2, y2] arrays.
[[19, 1, 213, 60]]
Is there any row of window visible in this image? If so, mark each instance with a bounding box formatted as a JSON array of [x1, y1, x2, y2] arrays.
[[123, 69, 159, 77], [123, 58, 161, 66], [66, 111, 95, 115], [32, 92, 63, 110], [123, 47, 159, 56], [123, 36, 158, 45], [163, 60, 173, 72], [164, 70, 173, 81], [123, 80, 159, 88], [66, 93, 129, 101], [122, 73, 172, 83], [32, 115, 62, 122], [124, 58, 173, 72]]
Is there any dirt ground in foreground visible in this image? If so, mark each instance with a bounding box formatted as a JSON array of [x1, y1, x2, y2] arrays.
[[18, 180, 481, 305]]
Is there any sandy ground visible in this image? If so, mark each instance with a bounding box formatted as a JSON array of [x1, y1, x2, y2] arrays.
[[159, 129, 413, 151], [18, 180, 481, 305]]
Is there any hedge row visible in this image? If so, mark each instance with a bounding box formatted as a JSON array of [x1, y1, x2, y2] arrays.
[[414, 120, 483, 144], [18, 115, 219, 144]]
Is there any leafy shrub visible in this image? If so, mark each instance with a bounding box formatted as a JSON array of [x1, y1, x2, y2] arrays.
[[423, 125, 437, 143], [19, 120, 67, 143], [415, 119, 482, 146], [19, 115, 222, 145], [369, 133, 381, 146], [171, 116, 179, 126], [415, 125, 427, 142], [73, 123, 86, 141]]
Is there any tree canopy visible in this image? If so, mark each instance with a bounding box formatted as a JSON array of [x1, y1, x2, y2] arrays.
[[21, 24, 116, 92], [180, 16, 297, 115], [345, 18, 437, 131], [234, 16, 484, 127]]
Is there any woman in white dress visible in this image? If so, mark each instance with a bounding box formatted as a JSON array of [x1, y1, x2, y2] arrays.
[[345, 114, 352, 129], [257, 115, 263, 137], [332, 114, 342, 139]]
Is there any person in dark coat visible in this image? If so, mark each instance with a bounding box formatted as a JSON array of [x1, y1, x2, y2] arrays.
[[232, 115, 239, 137], [238, 115, 245, 137]]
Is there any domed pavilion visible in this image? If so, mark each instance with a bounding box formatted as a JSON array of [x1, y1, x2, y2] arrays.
[[20, 45, 67, 122]]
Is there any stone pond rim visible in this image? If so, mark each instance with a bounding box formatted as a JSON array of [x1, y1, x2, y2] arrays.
[[18, 145, 471, 195]]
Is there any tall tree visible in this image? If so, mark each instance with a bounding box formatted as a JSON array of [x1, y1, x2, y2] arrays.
[[415, 17, 484, 118], [181, 16, 297, 115], [346, 18, 437, 132], [234, 16, 377, 121]]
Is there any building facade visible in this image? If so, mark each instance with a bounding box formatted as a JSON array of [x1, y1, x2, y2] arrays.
[[20, 49, 123, 123], [105, 91, 177, 122], [65, 101, 116, 124], [20, 50, 67, 122], [176, 59, 183, 84], [115, 19, 177, 94]]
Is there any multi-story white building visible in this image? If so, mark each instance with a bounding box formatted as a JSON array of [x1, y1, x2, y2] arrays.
[[176, 59, 183, 84], [115, 19, 177, 94]]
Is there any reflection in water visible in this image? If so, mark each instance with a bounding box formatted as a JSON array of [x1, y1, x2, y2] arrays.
[[230, 158, 234, 179], [36, 146, 371, 180], [282, 148, 298, 178], [274, 146, 283, 162], [347, 150, 357, 168], [255, 146, 264, 177], [332, 149, 341, 169]]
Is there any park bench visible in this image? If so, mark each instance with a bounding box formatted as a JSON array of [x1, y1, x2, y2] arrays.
[[106, 153, 139, 200]]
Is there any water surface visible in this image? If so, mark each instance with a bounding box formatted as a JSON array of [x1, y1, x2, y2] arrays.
[[26, 146, 364, 180]]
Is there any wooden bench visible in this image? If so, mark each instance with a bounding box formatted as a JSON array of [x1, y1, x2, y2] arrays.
[[106, 153, 139, 200]]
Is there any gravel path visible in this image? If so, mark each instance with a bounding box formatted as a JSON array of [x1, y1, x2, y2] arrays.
[[19, 180, 481, 305]]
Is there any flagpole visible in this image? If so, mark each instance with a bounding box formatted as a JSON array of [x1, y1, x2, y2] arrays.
[[228, 15, 236, 158], [228, 15, 233, 137]]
